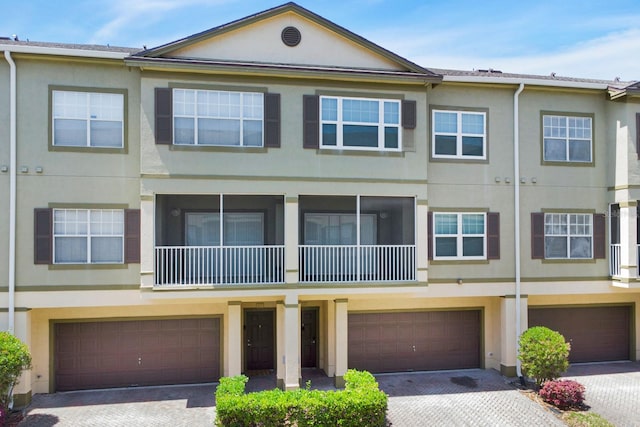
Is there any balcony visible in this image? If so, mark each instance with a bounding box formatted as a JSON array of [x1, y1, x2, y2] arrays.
[[155, 245, 284, 285], [608, 244, 640, 277], [298, 195, 416, 283], [299, 244, 415, 282], [154, 194, 284, 286]]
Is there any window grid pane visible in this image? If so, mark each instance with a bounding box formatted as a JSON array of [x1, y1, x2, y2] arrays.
[[433, 212, 485, 259], [543, 115, 592, 162], [320, 96, 401, 151], [544, 213, 592, 259], [433, 110, 486, 158], [174, 89, 263, 146]]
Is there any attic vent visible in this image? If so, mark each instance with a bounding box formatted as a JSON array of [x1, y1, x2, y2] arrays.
[[281, 26, 301, 47]]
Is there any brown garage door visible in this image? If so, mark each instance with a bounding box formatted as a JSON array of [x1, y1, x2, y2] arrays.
[[528, 306, 631, 363], [348, 310, 481, 373], [55, 317, 220, 391]]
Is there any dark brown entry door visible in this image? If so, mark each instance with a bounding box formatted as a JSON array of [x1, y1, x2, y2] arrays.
[[301, 308, 318, 368], [55, 318, 220, 391], [528, 306, 631, 363], [245, 310, 275, 370], [348, 310, 481, 373]]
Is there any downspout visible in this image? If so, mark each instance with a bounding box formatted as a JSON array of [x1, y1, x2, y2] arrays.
[[513, 83, 525, 381], [4, 50, 16, 334]]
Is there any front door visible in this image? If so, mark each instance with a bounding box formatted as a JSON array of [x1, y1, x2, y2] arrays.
[[245, 309, 275, 371], [301, 308, 318, 368]]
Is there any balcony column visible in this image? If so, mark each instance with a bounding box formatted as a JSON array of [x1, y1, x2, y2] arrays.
[[619, 201, 638, 279], [500, 295, 527, 377], [283, 294, 300, 390], [140, 195, 155, 288], [334, 298, 348, 388], [226, 301, 242, 377], [416, 199, 429, 282], [285, 196, 299, 284]]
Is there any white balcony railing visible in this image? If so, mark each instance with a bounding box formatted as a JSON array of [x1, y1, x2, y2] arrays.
[[298, 244, 416, 283], [155, 246, 285, 286], [609, 244, 621, 277]]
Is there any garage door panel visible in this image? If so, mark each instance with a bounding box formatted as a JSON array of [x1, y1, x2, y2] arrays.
[[349, 310, 481, 373], [528, 306, 630, 363], [55, 318, 220, 391]]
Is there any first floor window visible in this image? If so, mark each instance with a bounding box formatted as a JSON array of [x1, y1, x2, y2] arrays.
[[433, 212, 486, 259], [53, 209, 124, 263], [433, 110, 486, 159], [544, 213, 592, 258], [320, 96, 401, 151], [173, 88, 263, 146], [543, 114, 592, 163], [53, 90, 124, 148]]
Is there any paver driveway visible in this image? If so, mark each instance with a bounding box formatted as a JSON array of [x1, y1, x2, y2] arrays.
[[18, 364, 639, 426]]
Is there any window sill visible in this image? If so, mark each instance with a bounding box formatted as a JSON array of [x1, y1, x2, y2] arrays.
[[49, 146, 127, 154], [429, 156, 488, 164], [169, 145, 268, 153], [429, 259, 490, 265], [541, 160, 594, 167], [48, 264, 129, 271], [316, 149, 405, 157], [540, 258, 597, 264]]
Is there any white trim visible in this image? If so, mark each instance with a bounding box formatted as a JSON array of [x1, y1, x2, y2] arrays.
[[542, 114, 592, 163], [543, 213, 593, 259], [433, 212, 487, 260], [432, 109, 486, 159]]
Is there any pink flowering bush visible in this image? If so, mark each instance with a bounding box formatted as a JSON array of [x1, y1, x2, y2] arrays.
[[539, 379, 585, 409]]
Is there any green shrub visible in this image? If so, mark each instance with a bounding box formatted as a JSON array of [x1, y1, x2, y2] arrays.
[[214, 369, 387, 426], [0, 332, 32, 414], [518, 326, 570, 387]]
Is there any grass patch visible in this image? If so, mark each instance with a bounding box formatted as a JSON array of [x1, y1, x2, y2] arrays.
[[563, 411, 613, 427]]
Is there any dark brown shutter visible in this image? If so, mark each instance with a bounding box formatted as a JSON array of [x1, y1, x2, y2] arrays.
[[264, 93, 281, 148], [427, 211, 433, 260], [636, 113, 640, 160], [303, 95, 319, 149], [124, 209, 141, 263], [487, 212, 500, 259], [34, 208, 52, 264], [402, 100, 416, 129], [531, 212, 545, 259], [593, 213, 605, 259], [155, 88, 172, 145]]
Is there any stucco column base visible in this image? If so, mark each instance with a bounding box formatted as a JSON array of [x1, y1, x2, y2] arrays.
[[283, 298, 300, 390], [500, 295, 527, 377], [12, 310, 32, 408], [226, 302, 242, 378], [334, 299, 348, 386]]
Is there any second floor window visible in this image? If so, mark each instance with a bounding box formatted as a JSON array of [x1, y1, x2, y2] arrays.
[[53, 90, 124, 148], [53, 209, 124, 264], [544, 213, 592, 258], [432, 110, 486, 159], [433, 212, 486, 260], [320, 96, 401, 151], [173, 89, 264, 146], [543, 114, 592, 163]]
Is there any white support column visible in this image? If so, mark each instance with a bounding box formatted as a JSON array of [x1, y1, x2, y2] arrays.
[[334, 298, 348, 388], [12, 310, 32, 409], [226, 302, 242, 378], [140, 195, 155, 288], [283, 294, 300, 390], [500, 295, 527, 377], [285, 196, 299, 284], [619, 201, 638, 279], [276, 301, 285, 389], [326, 301, 336, 377], [416, 200, 429, 282]]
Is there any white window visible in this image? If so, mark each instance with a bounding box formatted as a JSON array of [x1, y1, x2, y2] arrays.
[[53, 209, 124, 264], [173, 89, 263, 146], [53, 90, 124, 148], [433, 213, 486, 259], [544, 213, 592, 258], [543, 115, 592, 162], [320, 96, 401, 151], [432, 110, 486, 159]]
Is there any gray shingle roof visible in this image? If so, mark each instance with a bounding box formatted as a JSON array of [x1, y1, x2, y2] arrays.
[[0, 38, 140, 54]]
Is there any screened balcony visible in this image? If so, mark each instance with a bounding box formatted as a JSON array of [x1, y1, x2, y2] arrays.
[[609, 203, 640, 277], [298, 195, 416, 283], [155, 195, 284, 286]]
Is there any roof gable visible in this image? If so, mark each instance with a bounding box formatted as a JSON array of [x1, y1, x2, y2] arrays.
[[133, 2, 437, 77]]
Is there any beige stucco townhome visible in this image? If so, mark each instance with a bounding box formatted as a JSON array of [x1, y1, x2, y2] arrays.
[[0, 2, 638, 407]]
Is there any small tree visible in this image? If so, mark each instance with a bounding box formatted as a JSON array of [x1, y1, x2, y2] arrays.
[[0, 332, 32, 417], [518, 326, 570, 388]]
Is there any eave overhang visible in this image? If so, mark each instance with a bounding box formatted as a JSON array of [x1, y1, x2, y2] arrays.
[[124, 56, 442, 85]]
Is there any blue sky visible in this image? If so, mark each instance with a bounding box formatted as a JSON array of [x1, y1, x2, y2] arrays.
[[2, 0, 638, 81]]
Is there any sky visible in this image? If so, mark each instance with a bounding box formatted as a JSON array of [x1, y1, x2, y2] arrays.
[[1, 0, 638, 82]]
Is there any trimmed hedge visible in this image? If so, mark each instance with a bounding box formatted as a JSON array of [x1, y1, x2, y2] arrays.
[[518, 326, 570, 387], [539, 379, 585, 410], [215, 369, 387, 426]]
